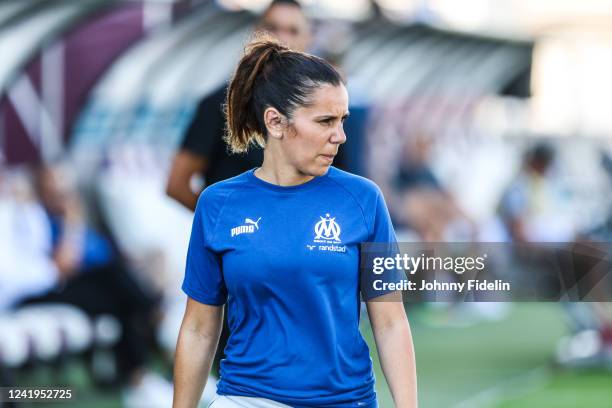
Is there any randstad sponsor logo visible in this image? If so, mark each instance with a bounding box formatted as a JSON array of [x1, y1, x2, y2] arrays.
[[317, 244, 346, 253], [231, 217, 261, 237]]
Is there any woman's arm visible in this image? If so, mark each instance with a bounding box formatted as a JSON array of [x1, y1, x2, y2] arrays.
[[367, 296, 417, 408], [173, 298, 223, 408], [166, 150, 208, 212]]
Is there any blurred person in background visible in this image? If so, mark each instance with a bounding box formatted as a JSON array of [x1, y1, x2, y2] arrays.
[[498, 142, 575, 243], [0, 168, 59, 311], [393, 133, 476, 242], [173, 37, 416, 408], [15, 162, 169, 408], [498, 144, 612, 368], [555, 149, 612, 370], [389, 134, 498, 327], [0, 167, 41, 395], [165, 0, 313, 389]]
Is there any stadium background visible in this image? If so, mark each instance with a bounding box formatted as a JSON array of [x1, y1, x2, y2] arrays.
[[1, 0, 611, 407]]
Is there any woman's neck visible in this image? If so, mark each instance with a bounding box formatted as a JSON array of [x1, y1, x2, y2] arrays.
[[255, 148, 314, 187]]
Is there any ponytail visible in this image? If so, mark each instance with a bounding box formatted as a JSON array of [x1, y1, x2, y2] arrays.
[[225, 34, 287, 153], [224, 33, 343, 154]]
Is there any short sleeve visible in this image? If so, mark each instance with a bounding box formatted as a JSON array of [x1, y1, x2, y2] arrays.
[[181, 87, 227, 158], [182, 195, 227, 305], [369, 188, 397, 243], [361, 188, 404, 301]]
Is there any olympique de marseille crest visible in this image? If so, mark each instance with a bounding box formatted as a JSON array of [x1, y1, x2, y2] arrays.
[[314, 214, 341, 243]]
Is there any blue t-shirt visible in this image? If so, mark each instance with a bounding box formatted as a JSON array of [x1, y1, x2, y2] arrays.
[[182, 167, 396, 408]]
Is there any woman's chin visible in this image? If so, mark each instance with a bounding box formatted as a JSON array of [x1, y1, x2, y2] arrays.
[[298, 162, 332, 178], [313, 165, 331, 176]]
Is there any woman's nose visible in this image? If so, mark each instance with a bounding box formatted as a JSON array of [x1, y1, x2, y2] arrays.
[[331, 125, 347, 144]]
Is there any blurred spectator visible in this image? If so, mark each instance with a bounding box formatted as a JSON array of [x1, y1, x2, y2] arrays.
[[0, 168, 58, 310], [499, 143, 575, 243], [556, 149, 612, 370], [393, 134, 476, 241], [12, 163, 170, 408], [497, 144, 611, 369], [584, 150, 612, 242]]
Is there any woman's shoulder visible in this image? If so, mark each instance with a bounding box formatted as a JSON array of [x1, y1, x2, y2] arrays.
[[326, 167, 382, 198], [196, 171, 251, 211]]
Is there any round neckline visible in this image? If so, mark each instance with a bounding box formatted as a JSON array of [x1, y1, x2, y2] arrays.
[[247, 167, 329, 193]]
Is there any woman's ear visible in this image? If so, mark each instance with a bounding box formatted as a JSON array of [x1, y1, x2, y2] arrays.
[[264, 107, 285, 140]]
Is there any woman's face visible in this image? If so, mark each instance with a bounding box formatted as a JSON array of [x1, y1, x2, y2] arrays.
[[280, 84, 349, 177]]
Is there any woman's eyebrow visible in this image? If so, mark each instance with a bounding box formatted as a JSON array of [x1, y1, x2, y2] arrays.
[[315, 112, 351, 120]]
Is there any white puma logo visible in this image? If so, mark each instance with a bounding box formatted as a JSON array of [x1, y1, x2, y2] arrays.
[[245, 217, 261, 230], [231, 217, 261, 237]]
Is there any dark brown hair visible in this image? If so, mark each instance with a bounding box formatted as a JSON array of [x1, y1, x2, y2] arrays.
[[224, 34, 344, 153]]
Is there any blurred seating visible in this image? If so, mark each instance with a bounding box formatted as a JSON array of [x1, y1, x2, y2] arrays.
[[0, 163, 172, 407], [0, 305, 122, 369]]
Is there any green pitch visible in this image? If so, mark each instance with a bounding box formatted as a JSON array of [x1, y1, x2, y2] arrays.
[[362, 303, 612, 408], [16, 303, 612, 407]]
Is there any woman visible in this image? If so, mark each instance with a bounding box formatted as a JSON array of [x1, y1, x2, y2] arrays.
[[173, 36, 417, 408]]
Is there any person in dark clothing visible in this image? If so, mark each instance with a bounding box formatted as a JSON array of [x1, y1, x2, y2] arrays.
[[165, 0, 313, 380], [178, 87, 263, 190], [393, 134, 476, 241], [166, 0, 312, 211]]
